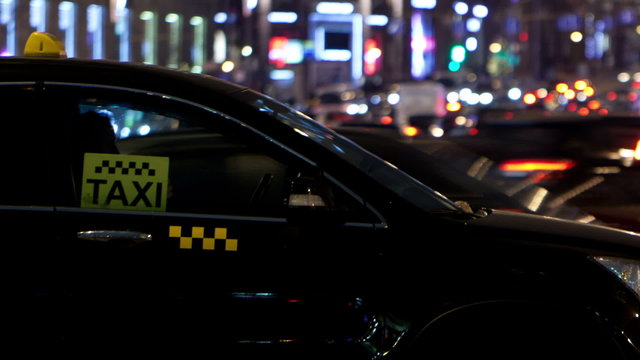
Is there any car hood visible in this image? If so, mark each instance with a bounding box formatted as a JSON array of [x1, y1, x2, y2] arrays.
[[466, 209, 640, 257]]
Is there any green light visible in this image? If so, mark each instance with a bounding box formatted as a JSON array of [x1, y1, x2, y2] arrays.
[[448, 61, 461, 72], [450, 44, 466, 63]]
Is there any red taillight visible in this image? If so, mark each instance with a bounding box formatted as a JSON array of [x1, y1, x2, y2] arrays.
[[499, 159, 577, 172]]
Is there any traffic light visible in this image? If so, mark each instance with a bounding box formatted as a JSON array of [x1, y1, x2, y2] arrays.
[[268, 36, 289, 68], [364, 38, 382, 75], [448, 44, 466, 72]]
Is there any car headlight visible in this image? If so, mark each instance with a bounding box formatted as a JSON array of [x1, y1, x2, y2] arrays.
[[593, 256, 640, 298]]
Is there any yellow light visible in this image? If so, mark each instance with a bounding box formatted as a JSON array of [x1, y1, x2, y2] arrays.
[[635, 139, 640, 160], [583, 86, 595, 97], [454, 116, 467, 126], [570, 31, 583, 43], [489, 42, 502, 54], [564, 89, 576, 100], [221, 60, 235, 73], [446, 101, 462, 112], [555, 83, 569, 93], [403, 126, 420, 137], [574, 80, 588, 91], [523, 93, 537, 105]]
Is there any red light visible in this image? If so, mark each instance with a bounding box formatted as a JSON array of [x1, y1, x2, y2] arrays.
[[518, 32, 529, 42], [629, 92, 638, 101], [364, 38, 382, 75], [598, 108, 609, 115], [567, 103, 578, 112], [607, 91, 618, 101], [469, 128, 479, 136], [499, 159, 577, 172], [268, 36, 289, 68], [578, 107, 590, 116], [380, 115, 393, 125]]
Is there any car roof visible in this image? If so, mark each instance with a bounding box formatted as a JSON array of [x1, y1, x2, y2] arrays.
[[0, 57, 247, 97]]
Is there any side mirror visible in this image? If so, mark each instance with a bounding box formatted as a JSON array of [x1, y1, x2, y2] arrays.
[[286, 174, 345, 225]]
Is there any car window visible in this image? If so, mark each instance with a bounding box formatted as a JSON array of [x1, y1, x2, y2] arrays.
[[234, 89, 460, 213], [47, 84, 378, 222], [0, 84, 53, 206]]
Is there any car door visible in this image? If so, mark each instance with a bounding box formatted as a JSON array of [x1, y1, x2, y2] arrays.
[[43, 82, 386, 356], [0, 83, 62, 348]]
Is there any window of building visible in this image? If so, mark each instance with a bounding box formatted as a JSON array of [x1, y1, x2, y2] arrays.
[[0, 0, 16, 56], [87, 4, 104, 59], [165, 13, 182, 69], [59, 1, 76, 57], [140, 10, 157, 64], [190, 16, 205, 73]]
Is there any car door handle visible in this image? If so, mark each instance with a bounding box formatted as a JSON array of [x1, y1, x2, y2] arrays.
[[77, 230, 152, 245]]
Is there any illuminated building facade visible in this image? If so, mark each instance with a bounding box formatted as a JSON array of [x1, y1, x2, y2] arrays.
[[2, 0, 639, 103]]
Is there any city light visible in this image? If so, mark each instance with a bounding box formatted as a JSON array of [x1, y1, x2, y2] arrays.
[[618, 72, 631, 83], [570, 31, 583, 43], [555, 82, 569, 93], [213, 12, 227, 24], [466, 18, 482, 33], [267, 12, 298, 24], [472, 5, 489, 18], [411, 0, 437, 10], [403, 126, 420, 137], [508, 87, 522, 100], [221, 60, 234, 73], [451, 44, 466, 62], [241, 45, 253, 57], [453, 2, 469, 16], [366, 15, 388, 26], [564, 89, 576, 100], [316, 2, 354, 15], [479, 92, 493, 105], [489, 42, 502, 53], [464, 36, 478, 52], [387, 93, 400, 105], [523, 92, 537, 105], [574, 79, 588, 90], [246, 0, 258, 11]]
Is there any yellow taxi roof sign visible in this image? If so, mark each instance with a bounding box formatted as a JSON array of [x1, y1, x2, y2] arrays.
[[24, 32, 67, 58]]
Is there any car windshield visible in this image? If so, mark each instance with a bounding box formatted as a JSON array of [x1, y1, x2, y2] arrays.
[[235, 89, 459, 212]]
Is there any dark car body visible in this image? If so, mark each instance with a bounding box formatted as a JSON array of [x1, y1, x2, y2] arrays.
[[1, 55, 640, 359], [335, 125, 598, 223]]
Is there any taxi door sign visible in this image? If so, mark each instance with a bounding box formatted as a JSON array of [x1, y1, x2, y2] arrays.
[[81, 153, 169, 211]]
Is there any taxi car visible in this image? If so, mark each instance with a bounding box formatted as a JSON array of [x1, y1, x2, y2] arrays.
[[3, 33, 640, 358]]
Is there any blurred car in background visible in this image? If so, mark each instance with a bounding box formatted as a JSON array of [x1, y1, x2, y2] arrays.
[[445, 111, 640, 232], [335, 124, 598, 224]]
